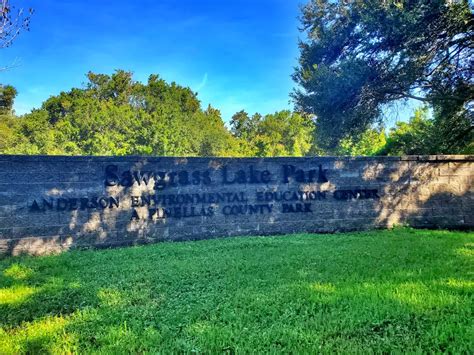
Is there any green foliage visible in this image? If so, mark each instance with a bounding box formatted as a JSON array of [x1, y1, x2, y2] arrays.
[[0, 85, 17, 114], [229, 110, 316, 157], [338, 127, 387, 156], [429, 100, 474, 154], [2, 67, 469, 157], [293, 0, 474, 151], [2, 71, 239, 156], [381, 107, 434, 155], [0, 114, 15, 151], [381, 107, 474, 155], [0, 229, 473, 353], [1, 71, 318, 157]]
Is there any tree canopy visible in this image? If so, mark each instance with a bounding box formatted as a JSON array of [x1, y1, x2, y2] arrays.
[[0, 71, 237, 156], [293, 0, 473, 151], [0, 84, 16, 113], [230, 110, 316, 157], [1, 68, 470, 157], [0, 71, 318, 157]]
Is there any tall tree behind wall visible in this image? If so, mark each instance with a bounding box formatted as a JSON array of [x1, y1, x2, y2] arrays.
[[293, 0, 473, 153], [2, 70, 239, 156], [229, 110, 316, 157]]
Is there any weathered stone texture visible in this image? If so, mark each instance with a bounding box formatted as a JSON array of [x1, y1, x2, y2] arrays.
[[0, 155, 472, 256]]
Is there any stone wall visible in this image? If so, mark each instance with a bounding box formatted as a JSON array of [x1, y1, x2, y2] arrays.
[[0, 155, 472, 256]]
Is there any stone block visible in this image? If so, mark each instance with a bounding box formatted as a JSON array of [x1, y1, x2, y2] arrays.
[[4, 236, 68, 256], [436, 155, 474, 161], [400, 156, 419, 161], [439, 162, 474, 176]]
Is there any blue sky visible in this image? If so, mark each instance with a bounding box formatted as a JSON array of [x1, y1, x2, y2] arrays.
[[1, 0, 303, 121]]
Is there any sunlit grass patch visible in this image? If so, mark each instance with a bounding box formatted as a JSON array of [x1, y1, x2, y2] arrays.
[[0, 285, 37, 305], [0, 228, 472, 353], [455, 242, 474, 257], [0, 315, 73, 354], [3, 264, 34, 280]]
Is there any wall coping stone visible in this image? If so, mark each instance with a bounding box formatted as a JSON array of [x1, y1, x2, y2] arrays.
[[1, 154, 472, 162]]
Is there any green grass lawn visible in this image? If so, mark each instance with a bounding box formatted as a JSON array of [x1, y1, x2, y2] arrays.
[[0, 228, 473, 353]]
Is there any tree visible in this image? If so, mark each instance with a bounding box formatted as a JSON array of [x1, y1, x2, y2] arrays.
[[229, 110, 316, 157], [229, 111, 262, 155], [2, 70, 241, 156], [381, 107, 435, 155], [0, 84, 16, 114], [338, 127, 387, 156], [0, 85, 38, 154], [229, 110, 261, 139], [293, 0, 473, 151], [0, 108, 15, 151], [1, 0, 33, 49], [195, 105, 241, 157], [0, 84, 21, 152], [381, 107, 474, 155]]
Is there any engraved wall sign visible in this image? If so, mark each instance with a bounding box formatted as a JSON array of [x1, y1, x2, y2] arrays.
[[0, 155, 472, 255]]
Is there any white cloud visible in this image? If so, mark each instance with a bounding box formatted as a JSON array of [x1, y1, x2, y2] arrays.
[[194, 72, 208, 92]]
